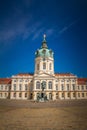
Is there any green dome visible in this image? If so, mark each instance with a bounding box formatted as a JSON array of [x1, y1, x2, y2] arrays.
[[35, 35, 54, 58], [35, 48, 54, 58]]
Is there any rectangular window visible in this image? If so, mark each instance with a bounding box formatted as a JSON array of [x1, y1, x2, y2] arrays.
[[78, 86, 80, 90], [62, 93, 64, 97], [19, 84, 22, 91], [67, 93, 70, 97], [67, 84, 69, 91], [13, 93, 16, 97], [72, 84, 75, 90], [25, 84, 28, 90], [82, 86, 84, 90], [86, 86, 87, 90], [5, 93, 7, 97], [19, 93, 22, 97], [82, 93, 84, 97], [56, 85, 58, 90], [25, 93, 27, 97], [1, 85, 3, 90], [0, 93, 2, 97], [78, 93, 80, 97], [73, 93, 75, 97], [5, 86, 7, 90], [14, 84, 16, 91], [61, 84, 64, 91]]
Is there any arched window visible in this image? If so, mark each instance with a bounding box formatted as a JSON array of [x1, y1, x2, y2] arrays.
[[36, 81, 40, 89], [43, 63, 46, 70], [37, 64, 39, 70], [49, 63, 52, 70], [48, 81, 52, 89]]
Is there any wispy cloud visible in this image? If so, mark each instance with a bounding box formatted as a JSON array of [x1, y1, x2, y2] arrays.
[[46, 29, 54, 36], [32, 28, 54, 40], [58, 20, 78, 34]]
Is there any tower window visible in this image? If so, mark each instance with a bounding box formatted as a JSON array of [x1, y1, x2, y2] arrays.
[[37, 64, 39, 70], [43, 63, 46, 70], [49, 63, 52, 70]]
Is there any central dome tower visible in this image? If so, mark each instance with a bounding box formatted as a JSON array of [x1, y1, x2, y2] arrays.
[[34, 35, 54, 75]]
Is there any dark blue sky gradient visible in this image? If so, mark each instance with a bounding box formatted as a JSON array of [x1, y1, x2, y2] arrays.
[[0, 0, 87, 77]]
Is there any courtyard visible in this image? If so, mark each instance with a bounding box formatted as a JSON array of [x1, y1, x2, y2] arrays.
[[0, 99, 87, 130]]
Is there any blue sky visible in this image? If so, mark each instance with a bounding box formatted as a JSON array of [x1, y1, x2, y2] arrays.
[[0, 0, 87, 77]]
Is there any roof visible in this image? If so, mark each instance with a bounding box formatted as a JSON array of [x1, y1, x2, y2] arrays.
[[55, 73, 75, 76], [16, 73, 33, 76], [0, 78, 11, 84], [77, 78, 87, 85]]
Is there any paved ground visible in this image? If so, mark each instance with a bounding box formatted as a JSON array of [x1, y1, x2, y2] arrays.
[[0, 99, 87, 130]]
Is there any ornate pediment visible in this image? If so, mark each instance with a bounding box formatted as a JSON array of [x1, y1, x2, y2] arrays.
[[34, 72, 55, 78]]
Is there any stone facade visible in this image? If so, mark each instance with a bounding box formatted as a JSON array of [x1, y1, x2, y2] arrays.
[[0, 36, 87, 100]]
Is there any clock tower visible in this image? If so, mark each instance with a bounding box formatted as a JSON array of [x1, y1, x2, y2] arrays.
[[34, 35, 54, 75]]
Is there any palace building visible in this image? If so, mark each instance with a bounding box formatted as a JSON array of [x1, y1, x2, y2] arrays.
[[0, 35, 87, 100]]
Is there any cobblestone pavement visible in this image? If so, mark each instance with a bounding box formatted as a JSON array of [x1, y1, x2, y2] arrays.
[[0, 99, 87, 108]]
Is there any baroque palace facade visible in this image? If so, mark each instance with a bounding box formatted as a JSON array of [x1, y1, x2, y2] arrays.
[[0, 35, 87, 100]]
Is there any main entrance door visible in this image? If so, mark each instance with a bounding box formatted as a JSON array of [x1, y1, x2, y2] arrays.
[[41, 93, 44, 98]]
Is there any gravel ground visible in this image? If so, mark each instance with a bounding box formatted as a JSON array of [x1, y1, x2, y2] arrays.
[[0, 99, 87, 108], [0, 99, 87, 130]]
